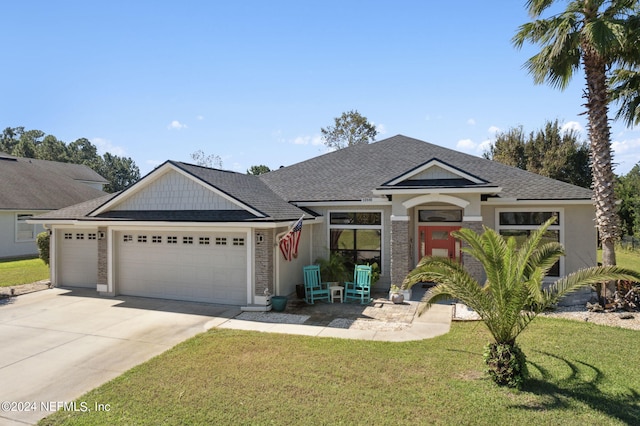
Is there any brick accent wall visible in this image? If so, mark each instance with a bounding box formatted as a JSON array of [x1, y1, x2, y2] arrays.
[[390, 220, 412, 286], [97, 227, 108, 286], [460, 221, 485, 283], [254, 229, 273, 295]]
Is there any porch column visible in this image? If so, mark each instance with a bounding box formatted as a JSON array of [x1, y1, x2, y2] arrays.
[[390, 216, 412, 287], [460, 221, 485, 284], [97, 227, 112, 294], [254, 228, 273, 298]]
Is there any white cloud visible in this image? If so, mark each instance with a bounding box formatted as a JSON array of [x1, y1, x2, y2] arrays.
[[561, 121, 583, 134], [478, 139, 493, 153], [167, 120, 187, 130], [292, 135, 323, 146], [612, 137, 640, 174], [467, 118, 476, 125], [374, 123, 387, 135], [488, 125, 501, 134], [456, 139, 476, 151], [91, 137, 126, 156]]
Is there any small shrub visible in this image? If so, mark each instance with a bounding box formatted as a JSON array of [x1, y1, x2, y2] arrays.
[[37, 231, 50, 265]]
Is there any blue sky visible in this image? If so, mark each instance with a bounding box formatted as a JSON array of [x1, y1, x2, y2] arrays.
[[3, 1, 639, 176]]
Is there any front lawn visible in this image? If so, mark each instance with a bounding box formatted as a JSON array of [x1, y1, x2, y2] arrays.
[[40, 318, 640, 425], [0, 257, 49, 287]]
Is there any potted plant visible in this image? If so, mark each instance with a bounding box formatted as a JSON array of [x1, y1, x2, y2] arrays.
[[315, 252, 349, 284], [389, 284, 405, 304]]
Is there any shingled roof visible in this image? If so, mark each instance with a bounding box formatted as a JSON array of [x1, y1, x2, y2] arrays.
[[0, 153, 108, 210], [259, 135, 593, 202]]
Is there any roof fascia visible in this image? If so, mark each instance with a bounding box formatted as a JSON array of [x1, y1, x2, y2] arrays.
[[382, 158, 487, 186], [32, 217, 323, 229], [294, 198, 391, 207], [483, 198, 593, 205], [372, 187, 502, 196]]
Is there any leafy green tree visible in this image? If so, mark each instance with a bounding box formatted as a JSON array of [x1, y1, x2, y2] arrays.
[[403, 219, 640, 389], [36, 135, 68, 161], [616, 163, 640, 236], [484, 120, 591, 188], [513, 0, 640, 284], [247, 165, 271, 175], [95, 153, 141, 192], [320, 110, 378, 150]]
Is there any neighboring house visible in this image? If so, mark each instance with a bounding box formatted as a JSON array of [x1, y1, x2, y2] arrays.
[[30, 135, 597, 308], [0, 152, 107, 259]]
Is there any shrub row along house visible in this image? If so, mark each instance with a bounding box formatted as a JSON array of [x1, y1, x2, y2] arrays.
[[31, 135, 597, 308], [0, 152, 107, 259]]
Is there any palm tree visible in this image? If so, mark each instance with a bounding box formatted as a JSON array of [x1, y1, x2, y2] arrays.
[[513, 0, 640, 298], [403, 219, 640, 389]]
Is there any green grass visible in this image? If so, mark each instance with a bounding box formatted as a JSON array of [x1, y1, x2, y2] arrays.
[[0, 257, 49, 287], [39, 319, 640, 425]]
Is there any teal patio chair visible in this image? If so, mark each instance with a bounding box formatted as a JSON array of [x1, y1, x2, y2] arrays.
[[303, 265, 331, 304], [344, 265, 372, 304]]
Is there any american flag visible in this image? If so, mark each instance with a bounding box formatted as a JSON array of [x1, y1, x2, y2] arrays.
[[279, 216, 303, 261]]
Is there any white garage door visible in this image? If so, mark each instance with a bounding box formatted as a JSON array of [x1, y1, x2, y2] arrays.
[[116, 231, 247, 305], [57, 229, 98, 288]]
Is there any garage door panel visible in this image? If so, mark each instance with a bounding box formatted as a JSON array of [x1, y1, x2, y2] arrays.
[[116, 231, 247, 305], [58, 230, 98, 288]]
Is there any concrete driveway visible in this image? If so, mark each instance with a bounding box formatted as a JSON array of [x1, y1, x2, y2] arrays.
[[0, 288, 240, 425]]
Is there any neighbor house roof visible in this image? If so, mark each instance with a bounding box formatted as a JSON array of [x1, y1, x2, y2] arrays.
[[259, 135, 593, 202], [0, 152, 108, 210]]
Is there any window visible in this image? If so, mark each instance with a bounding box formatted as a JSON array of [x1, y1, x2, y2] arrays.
[[64, 233, 73, 240], [183, 236, 194, 244], [199, 237, 210, 245], [418, 209, 462, 222], [216, 237, 227, 245], [233, 238, 245, 246], [76, 233, 85, 240], [137, 235, 147, 243], [497, 209, 562, 277], [167, 236, 178, 244], [152, 236, 162, 243], [123, 234, 133, 242], [16, 214, 36, 241], [88, 233, 97, 240], [329, 211, 382, 270]]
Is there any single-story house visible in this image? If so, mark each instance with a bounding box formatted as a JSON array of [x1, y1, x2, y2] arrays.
[[31, 135, 597, 308], [0, 152, 107, 259]]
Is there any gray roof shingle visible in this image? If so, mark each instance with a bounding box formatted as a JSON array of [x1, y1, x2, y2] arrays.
[[0, 153, 108, 210], [259, 135, 593, 201]]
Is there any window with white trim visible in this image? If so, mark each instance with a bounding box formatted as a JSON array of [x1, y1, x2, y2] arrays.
[[216, 237, 227, 245], [88, 233, 97, 240], [496, 209, 562, 277], [183, 236, 194, 245], [167, 236, 178, 244], [152, 236, 162, 243], [199, 237, 210, 245], [137, 235, 147, 243], [329, 212, 382, 270], [64, 233, 73, 240], [76, 233, 85, 240], [232, 237, 245, 246], [16, 214, 36, 241], [123, 234, 133, 242]]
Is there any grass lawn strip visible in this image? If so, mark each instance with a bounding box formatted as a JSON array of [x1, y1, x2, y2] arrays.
[[0, 257, 49, 287], [39, 319, 639, 425]]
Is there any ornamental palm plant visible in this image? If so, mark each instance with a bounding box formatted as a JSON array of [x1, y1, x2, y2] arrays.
[[403, 218, 640, 389]]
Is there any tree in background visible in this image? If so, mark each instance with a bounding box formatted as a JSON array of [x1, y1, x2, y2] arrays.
[[0, 126, 140, 193], [320, 110, 378, 150], [190, 149, 222, 168], [616, 163, 640, 237], [484, 120, 591, 188], [247, 165, 271, 175], [513, 1, 640, 285]]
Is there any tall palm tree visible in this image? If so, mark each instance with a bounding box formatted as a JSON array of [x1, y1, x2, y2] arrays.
[[403, 219, 640, 389], [513, 0, 640, 297]]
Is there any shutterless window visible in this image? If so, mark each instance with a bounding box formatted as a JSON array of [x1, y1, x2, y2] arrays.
[[76, 233, 85, 240], [329, 212, 382, 270], [199, 237, 210, 245], [64, 233, 73, 240], [418, 209, 462, 222], [498, 210, 561, 277], [216, 237, 227, 245], [16, 214, 36, 241], [152, 236, 162, 243], [183, 236, 193, 244], [88, 233, 97, 240], [137, 235, 147, 243], [167, 236, 178, 244], [233, 238, 245, 246], [123, 234, 133, 242]]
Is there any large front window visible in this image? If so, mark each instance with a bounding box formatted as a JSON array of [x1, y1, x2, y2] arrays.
[[329, 212, 382, 269], [497, 210, 562, 277]]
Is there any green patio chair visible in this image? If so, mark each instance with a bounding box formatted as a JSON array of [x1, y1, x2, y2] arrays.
[[344, 265, 372, 304], [303, 265, 331, 304]]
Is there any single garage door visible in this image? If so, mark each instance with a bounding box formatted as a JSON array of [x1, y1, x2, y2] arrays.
[[57, 229, 98, 288], [116, 231, 247, 305]]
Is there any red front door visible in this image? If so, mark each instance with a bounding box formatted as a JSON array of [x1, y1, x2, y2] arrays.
[[418, 226, 461, 261]]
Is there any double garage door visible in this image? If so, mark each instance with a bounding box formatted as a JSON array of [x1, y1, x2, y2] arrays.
[[116, 231, 248, 305]]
